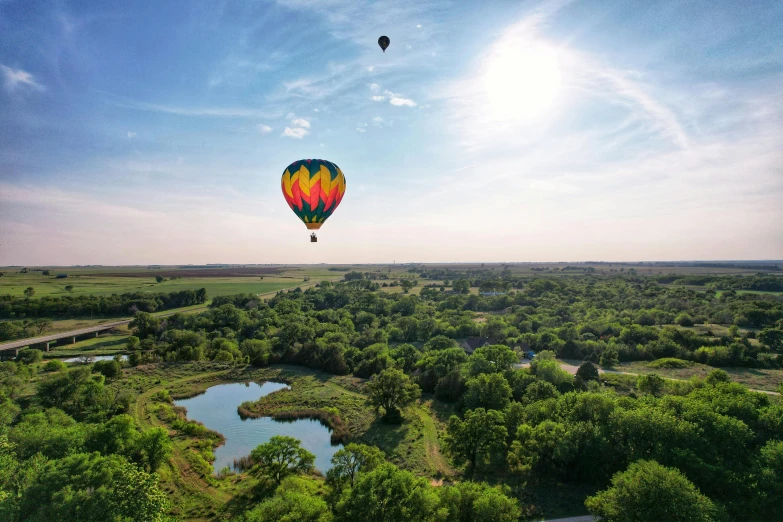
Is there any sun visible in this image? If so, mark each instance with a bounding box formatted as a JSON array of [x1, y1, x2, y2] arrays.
[[482, 42, 563, 123]]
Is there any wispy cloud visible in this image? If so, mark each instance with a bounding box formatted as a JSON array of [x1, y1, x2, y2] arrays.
[[291, 117, 310, 129], [257, 124, 273, 133], [389, 96, 416, 107], [127, 131, 137, 138], [282, 127, 309, 138], [1, 65, 45, 93]]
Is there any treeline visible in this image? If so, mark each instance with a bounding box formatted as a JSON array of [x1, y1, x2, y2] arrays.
[[124, 278, 783, 372], [656, 274, 783, 291], [0, 288, 207, 319]]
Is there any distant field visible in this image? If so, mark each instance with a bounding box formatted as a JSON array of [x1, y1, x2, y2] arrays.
[[0, 268, 331, 298]]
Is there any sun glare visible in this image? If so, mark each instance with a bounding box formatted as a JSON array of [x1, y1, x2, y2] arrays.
[[482, 42, 563, 123]]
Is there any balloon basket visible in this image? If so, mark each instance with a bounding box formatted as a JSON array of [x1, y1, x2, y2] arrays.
[[310, 235, 318, 243]]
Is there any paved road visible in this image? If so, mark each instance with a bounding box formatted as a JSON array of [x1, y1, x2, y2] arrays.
[[0, 305, 210, 353], [0, 320, 131, 352]]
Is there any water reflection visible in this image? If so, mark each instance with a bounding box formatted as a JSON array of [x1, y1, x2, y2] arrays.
[[174, 381, 342, 476]]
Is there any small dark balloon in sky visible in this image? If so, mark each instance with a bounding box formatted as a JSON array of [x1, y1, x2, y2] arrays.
[[378, 36, 390, 52]]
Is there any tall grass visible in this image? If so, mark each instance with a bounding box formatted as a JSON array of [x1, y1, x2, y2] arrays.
[[237, 406, 350, 444]]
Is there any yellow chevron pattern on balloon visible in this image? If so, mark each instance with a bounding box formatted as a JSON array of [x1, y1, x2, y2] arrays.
[[319, 165, 332, 201], [282, 169, 293, 198], [298, 164, 310, 197], [337, 171, 346, 195], [309, 170, 321, 193]]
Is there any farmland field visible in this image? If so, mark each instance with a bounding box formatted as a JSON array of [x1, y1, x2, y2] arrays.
[[0, 265, 341, 298]]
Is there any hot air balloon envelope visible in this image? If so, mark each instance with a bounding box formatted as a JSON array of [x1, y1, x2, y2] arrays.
[[281, 159, 346, 231], [378, 35, 390, 52]]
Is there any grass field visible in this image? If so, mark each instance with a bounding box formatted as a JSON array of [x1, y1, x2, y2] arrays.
[[3, 261, 781, 300], [615, 360, 783, 393]]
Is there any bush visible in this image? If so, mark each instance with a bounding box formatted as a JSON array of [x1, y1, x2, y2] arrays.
[[675, 313, 694, 327], [647, 358, 693, 369], [43, 359, 67, 372], [600, 348, 619, 367], [16, 349, 43, 365]]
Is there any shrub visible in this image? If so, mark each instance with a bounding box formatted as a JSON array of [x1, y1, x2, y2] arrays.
[[43, 359, 67, 372], [647, 358, 693, 369]]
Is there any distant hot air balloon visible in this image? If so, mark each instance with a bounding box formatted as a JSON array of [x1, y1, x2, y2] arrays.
[[378, 35, 390, 52], [281, 159, 346, 242]]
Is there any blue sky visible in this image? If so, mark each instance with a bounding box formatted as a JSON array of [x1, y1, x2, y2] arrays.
[[1, 0, 781, 265]]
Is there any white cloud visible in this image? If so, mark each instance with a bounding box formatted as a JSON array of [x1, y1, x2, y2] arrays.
[[257, 124, 272, 133], [282, 127, 309, 139], [1, 64, 45, 93], [113, 99, 277, 119], [416, 24, 422, 28], [370, 83, 381, 92], [389, 97, 417, 107], [127, 132, 137, 138], [371, 95, 386, 101], [373, 116, 383, 123], [355, 128, 366, 133], [291, 117, 310, 129]]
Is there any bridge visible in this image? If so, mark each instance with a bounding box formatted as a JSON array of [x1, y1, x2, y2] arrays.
[[0, 320, 131, 359]]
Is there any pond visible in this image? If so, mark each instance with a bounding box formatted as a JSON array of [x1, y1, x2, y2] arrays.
[[61, 354, 128, 363], [174, 381, 342, 476]]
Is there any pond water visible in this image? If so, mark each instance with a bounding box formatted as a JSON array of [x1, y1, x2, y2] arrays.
[[61, 354, 127, 363], [174, 381, 342, 476]]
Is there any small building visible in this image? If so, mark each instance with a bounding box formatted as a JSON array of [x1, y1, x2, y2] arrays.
[[459, 338, 489, 355], [459, 337, 495, 355], [522, 350, 537, 360]]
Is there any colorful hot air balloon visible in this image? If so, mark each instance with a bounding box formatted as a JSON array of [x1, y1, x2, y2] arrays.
[[281, 159, 346, 238], [378, 35, 390, 52]]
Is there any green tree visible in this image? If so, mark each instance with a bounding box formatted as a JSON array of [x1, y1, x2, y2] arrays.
[[241, 477, 332, 522], [576, 361, 599, 382], [366, 368, 421, 420], [155, 275, 165, 283], [335, 463, 441, 522], [64, 285, 74, 293], [16, 349, 43, 365], [129, 312, 161, 339], [33, 319, 52, 335], [140, 427, 172, 472], [43, 359, 66, 372], [438, 481, 521, 522], [251, 436, 315, 484], [453, 279, 470, 294], [445, 408, 506, 471], [463, 373, 512, 411], [758, 328, 783, 350], [637, 373, 665, 396], [468, 344, 518, 375], [93, 359, 122, 380], [17, 452, 169, 522], [23, 287, 35, 298], [676, 313, 694, 327], [585, 460, 718, 522], [704, 369, 730, 385], [326, 443, 385, 490], [400, 279, 416, 293], [600, 347, 619, 367]]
